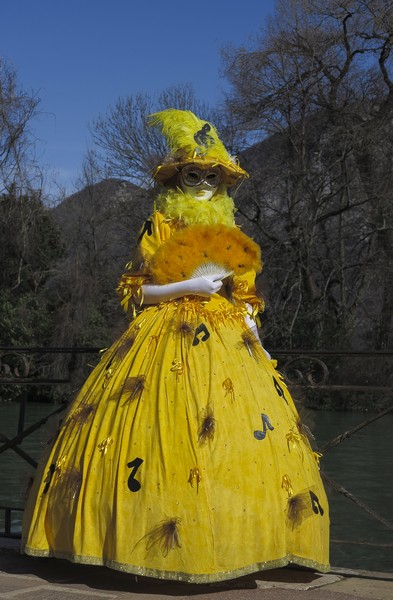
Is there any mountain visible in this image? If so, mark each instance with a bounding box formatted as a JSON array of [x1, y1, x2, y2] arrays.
[[47, 179, 152, 349]]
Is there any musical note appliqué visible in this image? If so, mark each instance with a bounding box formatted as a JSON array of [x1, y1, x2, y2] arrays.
[[127, 457, 144, 492], [309, 490, 324, 516], [254, 413, 275, 440], [273, 376, 288, 404], [192, 323, 210, 346]]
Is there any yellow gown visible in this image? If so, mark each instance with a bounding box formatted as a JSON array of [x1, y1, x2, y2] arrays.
[[21, 211, 329, 582]]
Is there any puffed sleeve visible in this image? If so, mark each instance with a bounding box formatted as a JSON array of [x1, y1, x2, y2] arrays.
[[116, 212, 172, 317], [136, 211, 172, 265], [230, 269, 265, 319]]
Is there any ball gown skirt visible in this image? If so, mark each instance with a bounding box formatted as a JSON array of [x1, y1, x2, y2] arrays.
[[21, 292, 330, 582]]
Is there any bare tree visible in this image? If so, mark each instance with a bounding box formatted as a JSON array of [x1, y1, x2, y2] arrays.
[[90, 83, 218, 187], [0, 57, 41, 194], [222, 0, 393, 350]]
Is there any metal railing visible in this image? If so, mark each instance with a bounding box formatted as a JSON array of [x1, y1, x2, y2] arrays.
[[1, 346, 392, 557]]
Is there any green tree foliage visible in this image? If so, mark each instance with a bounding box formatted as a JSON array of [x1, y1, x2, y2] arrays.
[[0, 190, 63, 346], [0, 58, 64, 400], [0, 57, 63, 350]]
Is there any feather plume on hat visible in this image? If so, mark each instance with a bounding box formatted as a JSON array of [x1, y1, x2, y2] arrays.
[[148, 109, 248, 185]]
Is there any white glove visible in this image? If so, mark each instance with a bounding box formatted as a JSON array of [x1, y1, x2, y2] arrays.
[[142, 274, 224, 304], [244, 304, 271, 359]]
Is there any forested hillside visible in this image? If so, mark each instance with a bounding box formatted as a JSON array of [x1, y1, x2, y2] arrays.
[[50, 178, 151, 348]]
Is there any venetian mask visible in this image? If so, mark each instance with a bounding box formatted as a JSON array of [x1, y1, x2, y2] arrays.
[[179, 165, 222, 201]]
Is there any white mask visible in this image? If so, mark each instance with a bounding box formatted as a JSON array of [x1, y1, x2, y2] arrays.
[[180, 184, 218, 201], [179, 165, 221, 201]]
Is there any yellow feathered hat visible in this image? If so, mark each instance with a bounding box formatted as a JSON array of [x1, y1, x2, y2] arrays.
[[148, 109, 248, 186]]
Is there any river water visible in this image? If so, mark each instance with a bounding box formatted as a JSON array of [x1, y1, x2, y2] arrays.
[[0, 402, 392, 573]]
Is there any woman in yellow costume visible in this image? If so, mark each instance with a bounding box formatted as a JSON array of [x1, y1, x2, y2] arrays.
[[22, 109, 329, 582]]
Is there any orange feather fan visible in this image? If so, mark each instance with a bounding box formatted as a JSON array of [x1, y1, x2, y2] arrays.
[[149, 224, 262, 284]]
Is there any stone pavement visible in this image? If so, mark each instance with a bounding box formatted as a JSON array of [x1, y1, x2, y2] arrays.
[[1, 539, 393, 600]]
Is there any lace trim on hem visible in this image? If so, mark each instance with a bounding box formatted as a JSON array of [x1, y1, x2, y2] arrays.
[[21, 546, 330, 583]]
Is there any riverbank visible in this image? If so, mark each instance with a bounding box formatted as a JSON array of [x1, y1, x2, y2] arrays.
[[1, 538, 393, 599]]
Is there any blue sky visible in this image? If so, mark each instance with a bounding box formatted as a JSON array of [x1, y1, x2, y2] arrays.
[[2, 0, 275, 195]]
